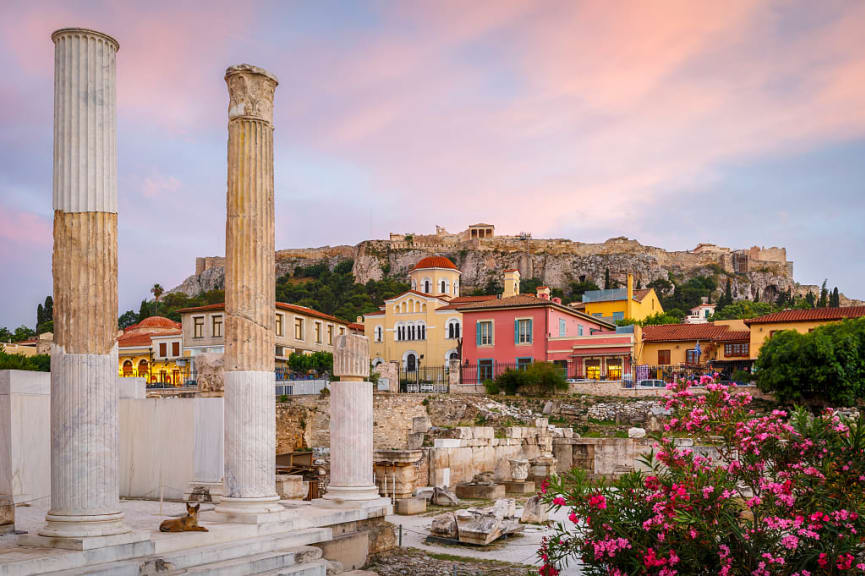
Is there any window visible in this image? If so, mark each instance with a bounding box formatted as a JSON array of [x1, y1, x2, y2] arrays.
[[423, 279, 431, 293], [478, 359, 494, 381], [612, 311, 624, 322], [559, 318, 566, 337], [585, 359, 601, 380], [406, 353, 417, 372], [327, 324, 334, 345], [516, 319, 532, 344], [212, 315, 223, 337], [314, 322, 322, 344], [607, 358, 623, 380], [193, 317, 204, 339], [159, 342, 167, 357], [294, 317, 304, 340], [686, 349, 701, 364], [578, 325, 584, 336], [339, 327, 345, 336], [658, 350, 671, 365], [275, 314, 283, 337], [477, 321, 493, 346], [516, 357, 533, 371], [375, 326, 383, 342], [724, 343, 749, 357], [172, 342, 180, 357], [592, 313, 604, 318], [440, 280, 447, 293], [275, 345, 284, 357], [447, 319, 461, 339]]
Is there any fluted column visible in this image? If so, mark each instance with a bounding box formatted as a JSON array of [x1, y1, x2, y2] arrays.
[[324, 335, 379, 501], [42, 28, 128, 538], [216, 64, 282, 514]]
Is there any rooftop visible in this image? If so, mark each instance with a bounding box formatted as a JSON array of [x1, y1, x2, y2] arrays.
[[455, 294, 616, 328], [176, 302, 350, 325], [642, 323, 750, 343], [743, 306, 865, 326], [411, 256, 459, 271]]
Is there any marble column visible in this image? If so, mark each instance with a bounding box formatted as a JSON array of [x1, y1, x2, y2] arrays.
[[42, 28, 129, 538], [324, 335, 379, 501], [216, 65, 282, 514]]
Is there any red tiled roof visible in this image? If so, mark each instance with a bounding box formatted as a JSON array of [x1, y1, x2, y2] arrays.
[[503, 268, 519, 273], [136, 316, 181, 330], [412, 256, 458, 271], [176, 302, 349, 325], [633, 288, 652, 302], [364, 310, 385, 316], [744, 306, 865, 326], [642, 323, 748, 343], [347, 322, 365, 332], [456, 294, 616, 327], [437, 295, 500, 310]]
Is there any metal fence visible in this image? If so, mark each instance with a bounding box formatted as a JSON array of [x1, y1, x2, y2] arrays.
[[398, 365, 450, 393], [275, 379, 329, 396]]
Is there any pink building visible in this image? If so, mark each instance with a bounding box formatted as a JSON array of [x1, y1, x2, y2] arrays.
[[456, 280, 635, 382]]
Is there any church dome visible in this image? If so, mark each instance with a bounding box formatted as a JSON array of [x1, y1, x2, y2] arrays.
[[412, 256, 458, 271]]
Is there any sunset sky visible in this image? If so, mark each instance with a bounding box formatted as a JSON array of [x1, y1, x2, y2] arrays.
[[1, 1, 864, 328]]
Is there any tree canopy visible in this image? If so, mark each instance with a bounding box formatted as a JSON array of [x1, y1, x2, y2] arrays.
[[755, 317, 865, 406]]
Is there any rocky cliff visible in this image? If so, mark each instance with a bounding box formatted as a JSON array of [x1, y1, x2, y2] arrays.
[[171, 236, 860, 306]]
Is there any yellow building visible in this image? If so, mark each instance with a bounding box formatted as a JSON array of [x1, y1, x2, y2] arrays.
[[117, 316, 187, 385], [744, 306, 865, 359], [636, 321, 752, 380], [571, 274, 663, 322], [364, 256, 495, 370]]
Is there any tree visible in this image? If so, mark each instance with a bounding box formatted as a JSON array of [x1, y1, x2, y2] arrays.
[[830, 286, 840, 308], [647, 278, 673, 297], [755, 317, 865, 406], [0, 350, 50, 371], [716, 278, 733, 309], [12, 325, 36, 342], [710, 300, 775, 321], [567, 280, 600, 303], [817, 279, 829, 308], [805, 290, 816, 308], [0, 327, 10, 342], [151, 284, 165, 316], [118, 310, 139, 330], [604, 268, 611, 289], [37, 303, 44, 331]]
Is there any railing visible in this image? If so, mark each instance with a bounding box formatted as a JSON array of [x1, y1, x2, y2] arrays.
[[398, 365, 450, 393], [581, 288, 627, 303], [274, 368, 331, 382], [275, 379, 329, 396]]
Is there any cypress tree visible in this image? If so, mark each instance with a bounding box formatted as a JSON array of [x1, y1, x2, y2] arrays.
[[830, 287, 840, 308]]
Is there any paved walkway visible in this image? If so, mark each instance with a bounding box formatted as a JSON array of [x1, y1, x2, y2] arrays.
[[386, 504, 582, 576]]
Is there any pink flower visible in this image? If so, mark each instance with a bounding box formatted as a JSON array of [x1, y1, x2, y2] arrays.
[[552, 496, 566, 507], [568, 511, 578, 524], [588, 494, 607, 510]]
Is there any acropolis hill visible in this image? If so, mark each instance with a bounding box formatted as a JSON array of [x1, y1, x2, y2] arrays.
[[174, 224, 857, 305]]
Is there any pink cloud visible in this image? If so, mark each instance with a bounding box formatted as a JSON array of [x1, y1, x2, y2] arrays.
[[141, 173, 181, 198], [0, 205, 51, 257]]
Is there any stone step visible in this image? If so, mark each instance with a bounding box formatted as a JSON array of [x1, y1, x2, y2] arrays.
[[157, 528, 328, 569], [33, 530, 329, 576], [168, 546, 322, 576], [256, 559, 328, 576]]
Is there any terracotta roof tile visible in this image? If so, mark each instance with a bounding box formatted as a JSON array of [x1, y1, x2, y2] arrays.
[[632, 288, 652, 302], [412, 256, 458, 271], [744, 306, 865, 326], [642, 323, 748, 343]]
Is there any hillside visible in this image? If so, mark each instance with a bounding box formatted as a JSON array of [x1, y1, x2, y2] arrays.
[[170, 226, 861, 308]]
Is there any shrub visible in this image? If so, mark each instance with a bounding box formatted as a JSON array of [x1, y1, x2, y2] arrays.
[[483, 379, 500, 395], [523, 362, 568, 396], [0, 350, 50, 372], [494, 369, 531, 395], [756, 317, 865, 406], [538, 376, 865, 576]]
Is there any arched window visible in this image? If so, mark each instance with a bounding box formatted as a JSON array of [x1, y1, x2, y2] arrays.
[[454, 281, 458, 295], [447, 319, 461, 339], [419, 323, 426, 340], [122, 360, 133, 376], [423, 278, 431, 293], [401, 302, 407, 313], [138, 359, 149, 380], [406, 353, 417, 372], [411, 279, 417, 290], [440, 280, 447, 294], [375, 326, 383, 342]]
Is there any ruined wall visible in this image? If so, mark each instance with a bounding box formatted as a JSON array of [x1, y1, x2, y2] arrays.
[[276, 393, 429, 454]]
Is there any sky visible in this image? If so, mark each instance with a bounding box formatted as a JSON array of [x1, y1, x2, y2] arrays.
[[1, 0, 864, 329]]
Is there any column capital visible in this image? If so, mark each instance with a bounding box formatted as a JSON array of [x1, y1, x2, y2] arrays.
[[333, 334, 369, 380], [225, 64, 278, 123], [51, 28, 119, 51]]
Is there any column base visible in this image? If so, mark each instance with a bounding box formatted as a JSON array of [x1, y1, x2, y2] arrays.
[[322, 485, 382, 502], [215, 494, 283, 514], [22, 529, 151, 551], [39, 511, 130, 539]]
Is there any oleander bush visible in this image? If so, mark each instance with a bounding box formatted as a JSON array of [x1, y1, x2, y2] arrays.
[[539, 376, 865, 575]]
